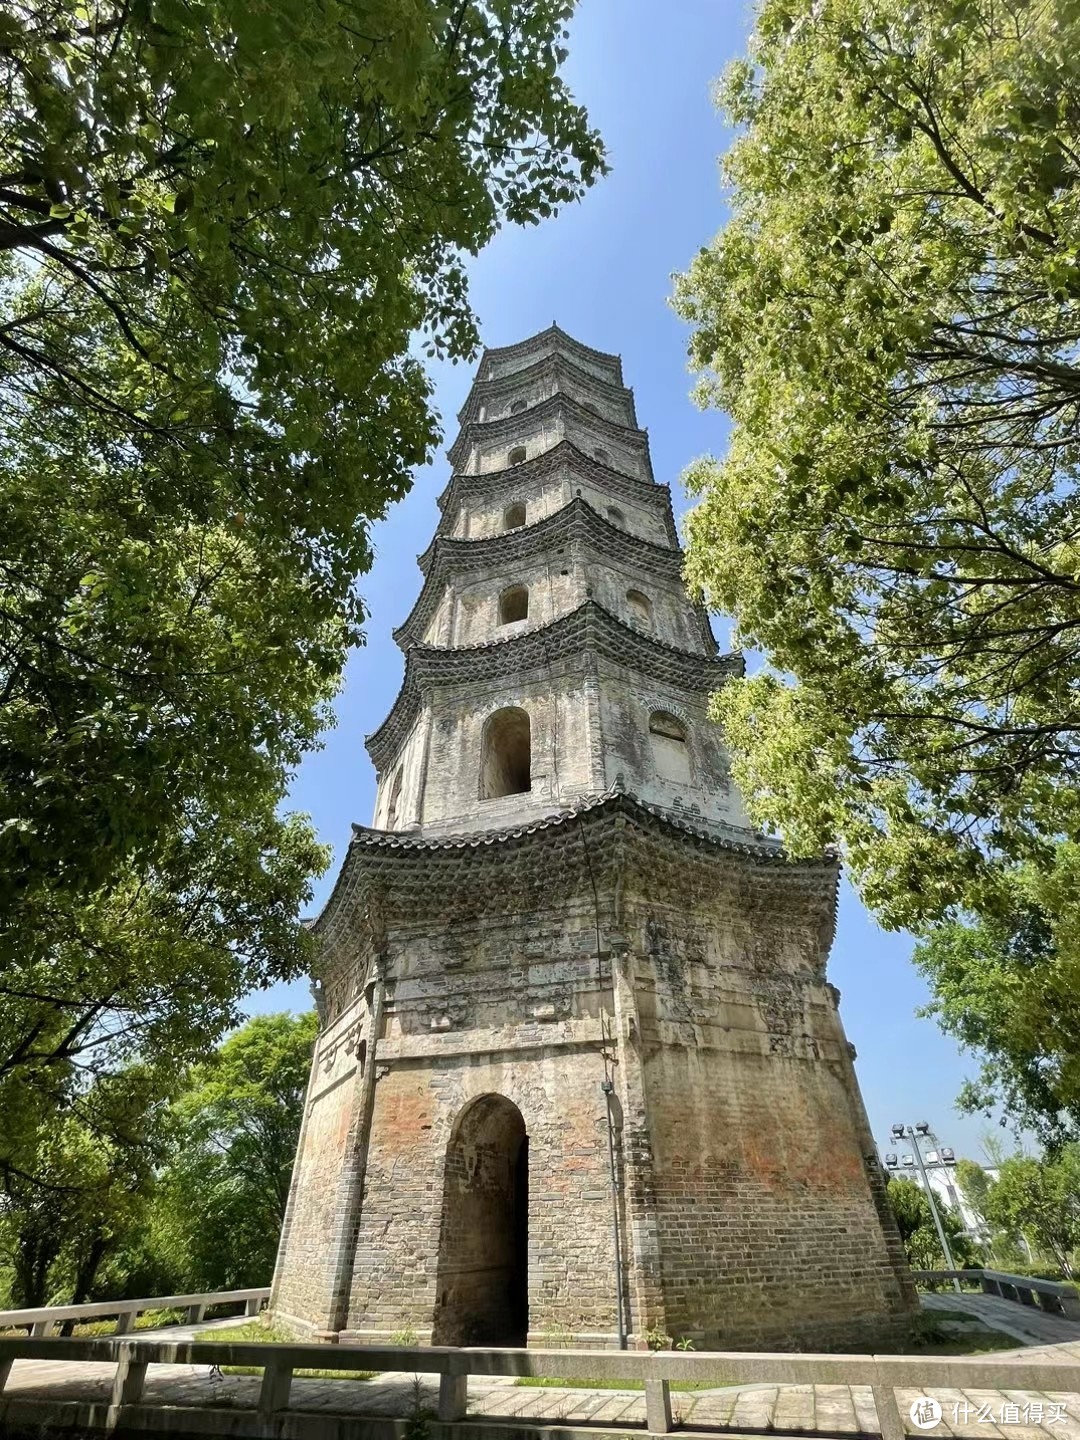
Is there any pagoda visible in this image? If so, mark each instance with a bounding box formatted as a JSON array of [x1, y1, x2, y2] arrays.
[[270, 326, 916, 1350]]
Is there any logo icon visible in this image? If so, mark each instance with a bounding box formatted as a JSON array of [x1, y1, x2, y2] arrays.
[[910, 1398, 943, 1430]]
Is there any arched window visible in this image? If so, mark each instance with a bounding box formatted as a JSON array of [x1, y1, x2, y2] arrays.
[[508, 446, 527, 466], [509, 399, 527, 415], [503, 501, 526, 531], [499, 584, 529, 624], [649, 710, 691, 787], [481, 707, 532, 798], [594, 447, 611, 465], [626, 589, 653, 632], [606, 505, 625, 528], [385, 767, 403, 828]]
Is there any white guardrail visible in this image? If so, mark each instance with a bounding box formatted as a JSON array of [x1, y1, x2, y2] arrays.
[[913, 1268, 1080, 1319], [0, 1330, 1078, 1438], [0, 1286, 269, 1336]]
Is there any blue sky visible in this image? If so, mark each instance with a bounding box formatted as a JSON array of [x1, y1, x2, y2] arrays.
[[246, 0, 1008, 1165]]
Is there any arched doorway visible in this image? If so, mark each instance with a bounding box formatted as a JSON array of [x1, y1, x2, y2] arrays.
[[432, 1094, 528, 1346]]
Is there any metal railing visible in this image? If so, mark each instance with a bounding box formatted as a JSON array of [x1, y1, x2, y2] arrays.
[[913, 1268, 1080, 1319], [0, 1334, 1079, 1439], [0, 1287, 269, 1336]]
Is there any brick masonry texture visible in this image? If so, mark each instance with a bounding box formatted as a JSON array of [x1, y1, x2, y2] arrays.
[[270, 325, 919, 1352]]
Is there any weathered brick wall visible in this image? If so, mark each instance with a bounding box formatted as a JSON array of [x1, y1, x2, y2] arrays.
[[472, 417, 648, 484], [346, 1041, 619, 1342], [452, 475, 568, 539], [618, 857, 915, 1349], [456, 470, 668, 547], [373, 661, 750, 839], [449, 563, 580, 645], [415, 678, 594, 830], [371, 709, 429, 831], [271, 995, 369, 1330], [423, 549, 699, 653], [273, 831, 915, 1350], [573, 482, 669, 545]]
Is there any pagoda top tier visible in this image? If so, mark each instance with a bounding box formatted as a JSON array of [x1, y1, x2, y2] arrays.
[[474, 324, 623, 389]]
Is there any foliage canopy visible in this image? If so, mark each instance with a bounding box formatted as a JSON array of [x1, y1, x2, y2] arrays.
[[983, 1146, 1080, 1277], [673, 0, 1080, 1136], [913, 898, 1080, 1145], [674, 0, 1080, 925], [884, 1176, 976, 1271], [0, 1013, 315, 1306], [0, 0, 605, 1158], [146, 1012, 317, 1292]]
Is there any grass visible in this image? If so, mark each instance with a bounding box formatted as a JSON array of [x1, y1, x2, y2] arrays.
[[871, 1316, 1021, 1357], [70, 1306, 187, 1338], [206, 1320, 376, 1381], [915, 1331, 1020, 1355], [515, 1377, 724, 1391]]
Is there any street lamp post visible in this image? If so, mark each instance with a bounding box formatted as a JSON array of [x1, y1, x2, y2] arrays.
[[886, 1122, 962, 1294]]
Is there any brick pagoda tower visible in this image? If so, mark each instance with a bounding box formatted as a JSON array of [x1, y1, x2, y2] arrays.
[[270, 326, 916, 1350]]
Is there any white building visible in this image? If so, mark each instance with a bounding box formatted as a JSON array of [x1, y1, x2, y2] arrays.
[[883, 1135, 998, 1243]]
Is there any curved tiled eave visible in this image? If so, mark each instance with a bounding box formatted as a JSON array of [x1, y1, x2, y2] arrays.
[[398, 497, 715, 653], [366, 598, 742, 774], [447, 391, 653, 477], [476, 324, 623, 386], [456, 350, 638, 428], [419, 491, 677, 578], [435, 440, 679, 545], [311, 784, 840, 980]]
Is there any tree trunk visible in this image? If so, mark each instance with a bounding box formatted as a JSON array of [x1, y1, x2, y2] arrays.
[[13, 1226, 61, 1308], [59, 1234, 111, 1336]]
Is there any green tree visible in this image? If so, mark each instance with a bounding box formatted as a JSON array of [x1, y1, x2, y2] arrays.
[[984, 1147, 1080, 1278], [885, 1176, 977, 1272], [953, 1155, 1025, 1268], [0, 1066, 172, 1308], [913, 903, 1080, 1145], [954, 1159, 991, 1232], [0, 1, 605, 1157], [144, 1012, 317, 1292], [672, 0, 1080, 1135]]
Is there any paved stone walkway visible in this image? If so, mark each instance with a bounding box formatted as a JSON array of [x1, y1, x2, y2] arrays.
[[922, 1293, 1080, 1349], [6, 1304, 1080, 1437]]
